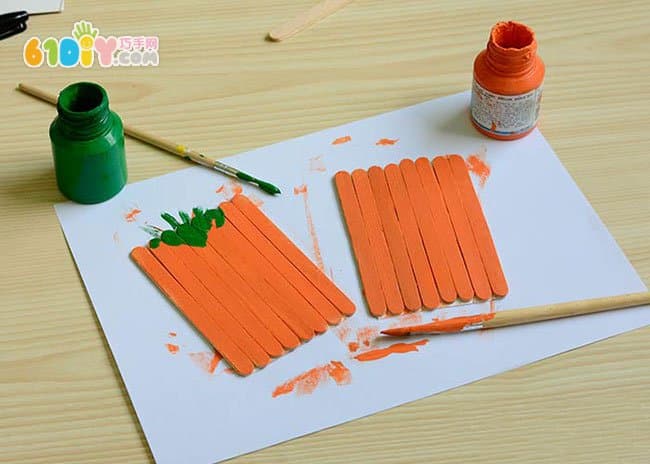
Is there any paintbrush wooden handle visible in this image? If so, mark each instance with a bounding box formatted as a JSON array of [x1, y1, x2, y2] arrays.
[[483, 291, 650, 329], [268, 0, 353, 41]]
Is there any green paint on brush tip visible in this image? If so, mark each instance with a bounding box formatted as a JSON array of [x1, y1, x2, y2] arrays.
[[148, 207, 226, 248], [236, 171, 281, 195]]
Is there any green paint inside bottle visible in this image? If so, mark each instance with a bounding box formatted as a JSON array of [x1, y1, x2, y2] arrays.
[[49, 82, 127, 204]]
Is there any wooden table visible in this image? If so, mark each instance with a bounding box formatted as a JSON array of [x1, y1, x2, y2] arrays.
[[2, 1, 648, 462]]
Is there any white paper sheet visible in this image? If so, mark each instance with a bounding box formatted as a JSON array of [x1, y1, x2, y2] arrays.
[[54, 91, 649, 464], [1, 0, 63, 15]]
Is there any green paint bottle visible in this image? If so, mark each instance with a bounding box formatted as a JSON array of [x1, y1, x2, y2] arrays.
[[49, 82, 127, 204]]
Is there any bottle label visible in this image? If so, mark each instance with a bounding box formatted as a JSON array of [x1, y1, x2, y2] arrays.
[[470, 80, 543, 137]]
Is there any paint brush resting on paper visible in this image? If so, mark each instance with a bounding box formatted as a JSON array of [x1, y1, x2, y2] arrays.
[[382, 292, 650, 336], [16, 83, 281, 195]]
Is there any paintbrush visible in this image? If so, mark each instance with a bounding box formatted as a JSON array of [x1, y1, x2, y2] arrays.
[[268, 0, 353, 42], [16, 83, 281, 196], [381, 292, 650, 336]]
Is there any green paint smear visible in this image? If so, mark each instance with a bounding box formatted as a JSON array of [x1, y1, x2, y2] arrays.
[[149, 207, 226, 248]]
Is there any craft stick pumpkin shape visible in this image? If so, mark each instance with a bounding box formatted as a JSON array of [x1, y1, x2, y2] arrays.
[[131, 194, 355, 376]]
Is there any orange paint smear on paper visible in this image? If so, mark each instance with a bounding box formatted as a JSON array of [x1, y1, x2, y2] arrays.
[[336, 323, 351, 342], [466, 154, 491, 188], [348, 342, 359, 352], [216, 180, 243, 198], [272, 360, 351, 398], [293, 184, 325, 271], [376, 138, 399, 146], [332, 135, 351, 145], [124, 208, 142, 223], [165, 343, 179, 354], [355, 326, 379, 347], [168, 332, 176, 337], [309, 155, 327, 172], [393, 312, 423, 327], [189, 351, 222, 374], [354, 339, 428, 362]]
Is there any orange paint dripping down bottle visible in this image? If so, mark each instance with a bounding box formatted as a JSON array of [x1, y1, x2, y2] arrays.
[[471, 21, 545, 140]]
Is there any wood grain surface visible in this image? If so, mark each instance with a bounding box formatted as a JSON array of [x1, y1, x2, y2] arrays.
[[1, 1, 648, 462]]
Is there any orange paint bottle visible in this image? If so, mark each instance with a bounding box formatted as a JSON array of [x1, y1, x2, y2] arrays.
[[470, 21, 545, 140]]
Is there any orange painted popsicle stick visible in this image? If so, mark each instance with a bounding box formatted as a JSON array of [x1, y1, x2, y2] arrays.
[[151, 243, 271, 367], [384, 163, 440, 309], [350, 169, 404, 315], [432, 156, 492, 301], [221, 201, 343, 326], [192, 244, 300, 351], [367, 166, 421, 311], [130, 247, 255, 376], [334, 171, 387, 317], [448, 155, 509, 297], [415, 157, 474, 301], [213, 222, 321, 338], [179, 248, 285, 358], [231, 194, 355, 316], [399, 159, 457, 303]]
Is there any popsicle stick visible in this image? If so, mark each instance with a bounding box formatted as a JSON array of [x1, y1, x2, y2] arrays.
[[448, 155, 509, 297], [415, 157, 474, 301], [192, 244, 300, 351], [384, 164, 440, 309], [399, 159, 457, 303], [334, 171, 387, 317], [211, 223, 316, 341], [351, 169, 404, 314], [433, 157, 492, 301], [130, 247, 255, 376], [268, 0, 353, 42], [367, 166, 421, 311], [192, 246, 300, 350], [231, 194, 355, 316], [179, 247, 285, 358], [221, 201, 343, 326], [151, 244, 271, 368]]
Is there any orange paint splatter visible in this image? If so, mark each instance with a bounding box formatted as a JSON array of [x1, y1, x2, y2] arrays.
[[354, 340, 428, 362], [249, 194, 264, 208], [393, 312, 423, 327], [189, 351, 222, 374], [376, 138, 399, 146], [293, 184, 325, 271], [216, 180, 243, 198], [309, 155, 327, 172], [332, 135, 351, 145], [124, 208, 142, 223], [355, 326, 379, 347], [272, 361, 351, 398], [466, 154, 491, 187], [336, 323, 351, 342], [381, 312, 496, 336], [168, 332, 176, 337], [165, 343, 179, 354], [348, 342, 359, 352]]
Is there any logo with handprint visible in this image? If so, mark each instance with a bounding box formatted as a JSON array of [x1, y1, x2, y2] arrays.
[[23, 20, 159, 68]]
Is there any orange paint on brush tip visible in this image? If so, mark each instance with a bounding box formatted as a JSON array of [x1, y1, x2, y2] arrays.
[[466, 155, 491, 188], [376, 138, 398, 146], [272, 361, 351, 398], [354, 340, 428, 362], [124, 208, 142, 222], [381, 312, 496, 336], [165, 343, 179, 354], [332, 135, 351, 145], [471, 21, 545, 140]]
